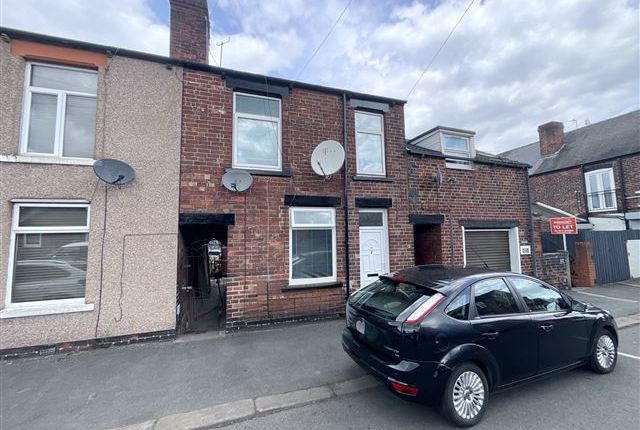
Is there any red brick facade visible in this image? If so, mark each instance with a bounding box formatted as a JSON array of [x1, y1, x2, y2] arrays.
[[407, 158, 534, 274], [178, 69, 414, 327], [529, 153, 640, 218]]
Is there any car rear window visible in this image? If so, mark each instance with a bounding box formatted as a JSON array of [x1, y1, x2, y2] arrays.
[[349, 278, 438, 320]]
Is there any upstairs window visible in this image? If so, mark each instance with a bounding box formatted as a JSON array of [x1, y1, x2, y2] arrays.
[[232, 93, 281, 171], [355, 111, 385, 176], [8, 204, 89, 304], [21, 63, 97, 159], [585, 168, 617, 211], [443, 134, 472, 169]]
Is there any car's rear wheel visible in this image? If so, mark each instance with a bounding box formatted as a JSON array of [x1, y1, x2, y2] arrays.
[[441, 363, 489, 427], [589, 329, 617, 374]]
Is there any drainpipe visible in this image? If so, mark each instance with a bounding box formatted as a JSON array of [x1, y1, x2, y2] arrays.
[[342, 92, 351, 302], [524, 168, 538, 276], [618, 158, 629, 230]]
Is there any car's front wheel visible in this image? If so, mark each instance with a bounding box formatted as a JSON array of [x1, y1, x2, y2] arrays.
[[441, 363, 489, 427], [589, 329, 617, 374]]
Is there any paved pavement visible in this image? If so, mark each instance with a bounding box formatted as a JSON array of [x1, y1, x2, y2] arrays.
[[1, 280, 639, 430]]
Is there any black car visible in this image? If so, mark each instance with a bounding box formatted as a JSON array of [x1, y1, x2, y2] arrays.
[[342, 265, 618, 427]]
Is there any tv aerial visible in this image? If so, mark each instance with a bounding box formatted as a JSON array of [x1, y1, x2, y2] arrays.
[[93, 159, 136, 185], [221, 169, 253, 192], [311, 140, 345, 177]]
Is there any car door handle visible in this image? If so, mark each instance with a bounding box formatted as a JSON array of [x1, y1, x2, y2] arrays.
[[481, 331, 499, 340], [540, 324, 554, 332], [367, 273, 378, 277]]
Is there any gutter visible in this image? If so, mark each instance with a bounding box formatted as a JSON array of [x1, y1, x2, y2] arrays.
[[618, 158, 630, 229], [405, 146, 530, 169], [525, 169, 537, 277]]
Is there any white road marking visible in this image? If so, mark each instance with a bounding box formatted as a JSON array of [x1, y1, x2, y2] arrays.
[[571, 290, 639, 303], [619, 352, 640, 360], [616, 282, 640, 289]]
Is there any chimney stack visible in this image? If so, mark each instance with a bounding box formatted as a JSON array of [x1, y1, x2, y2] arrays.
[[538, 121, 565, 156], [169, 0, 210, 63]]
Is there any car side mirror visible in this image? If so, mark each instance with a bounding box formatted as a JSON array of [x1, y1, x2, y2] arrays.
[[571, 299, 587, 312]]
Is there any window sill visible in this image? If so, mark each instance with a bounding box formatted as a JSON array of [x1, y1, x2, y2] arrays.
[[352, 175, 394, 182], [0, 155, 95, 166], [0, 302, 94, 319], [444, 163, 474, 170], [588, 208, 619, 213], [282, 281, 343, 291], [226, 167, 292, 177]]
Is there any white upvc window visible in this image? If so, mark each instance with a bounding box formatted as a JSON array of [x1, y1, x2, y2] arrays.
[[442, 134, 473, 169], [4, 203, 92, 316], [20, 62, 98, 159], [585, 168, 617, 211], [289, 207, 337, 285], [232, 92, 282, 171], [355, 111, 385, 176]]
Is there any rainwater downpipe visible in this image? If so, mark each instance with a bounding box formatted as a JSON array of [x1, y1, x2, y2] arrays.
[[524, 167, 537, 276], [342, 92, 351, 302]]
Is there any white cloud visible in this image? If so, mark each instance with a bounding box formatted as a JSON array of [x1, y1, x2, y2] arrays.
[[2, 0, 638, 153]]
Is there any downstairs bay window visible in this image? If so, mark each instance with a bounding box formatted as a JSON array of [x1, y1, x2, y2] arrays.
[[3, 203, 91, 316], [289, 208, 337, 285]]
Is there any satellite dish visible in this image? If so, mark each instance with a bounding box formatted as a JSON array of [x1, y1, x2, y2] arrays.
[[93, 159, 135, 185], [221, 169, 253, 192], [311, 140, 345, 176]]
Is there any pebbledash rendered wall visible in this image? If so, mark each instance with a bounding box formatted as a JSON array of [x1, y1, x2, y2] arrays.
[[179, 69, 413, 328], [0, 40, 182, 351]]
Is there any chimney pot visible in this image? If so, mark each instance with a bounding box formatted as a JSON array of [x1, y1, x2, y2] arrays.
[[538, 121, 565, 156], [169, 0, 210, 63]]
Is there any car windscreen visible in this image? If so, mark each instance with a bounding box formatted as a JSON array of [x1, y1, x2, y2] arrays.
[[348, 278, 440, 320]]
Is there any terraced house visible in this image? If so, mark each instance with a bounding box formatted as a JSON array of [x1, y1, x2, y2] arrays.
[[1, 0, 538, 354]]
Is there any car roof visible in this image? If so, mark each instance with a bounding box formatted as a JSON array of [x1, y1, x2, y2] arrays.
[[384, 265, 522, 295]]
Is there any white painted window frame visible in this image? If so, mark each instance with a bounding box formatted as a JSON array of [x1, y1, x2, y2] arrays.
[[584, 168, 617, 212], [461, 227, 521, 273], [441, 132, 474, 170], [358, 208, 390, 280], [2, 202, 93, 318], [355, 111, 386, 176], [232, 92, 282, 171], [19, 62, 97, 161], [288, 207, 337, 285]]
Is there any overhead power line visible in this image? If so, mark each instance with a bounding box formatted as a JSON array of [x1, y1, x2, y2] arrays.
[[294, 0, 354, 81], [405, 0, 475, 100]]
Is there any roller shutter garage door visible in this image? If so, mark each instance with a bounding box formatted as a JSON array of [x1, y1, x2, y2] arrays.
[[464, 230, 511, 271]]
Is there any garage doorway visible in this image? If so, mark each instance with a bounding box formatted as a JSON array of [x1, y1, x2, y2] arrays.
[[463, 228, 521, 273]]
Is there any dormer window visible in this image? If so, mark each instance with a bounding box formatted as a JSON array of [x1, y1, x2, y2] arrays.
[[442, 134, 473, 169]]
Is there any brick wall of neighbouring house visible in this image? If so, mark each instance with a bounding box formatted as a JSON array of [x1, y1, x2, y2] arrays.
[[529, 153, 640, 217], [538, 251, 571, 289], [622, 154, 640, 211], [407, 159, 534, 274], [179, 69, 411, 327]]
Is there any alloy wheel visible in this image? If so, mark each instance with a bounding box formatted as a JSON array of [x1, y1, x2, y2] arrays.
[[596, 334, 616, 369], [452, 370, 485, 420]]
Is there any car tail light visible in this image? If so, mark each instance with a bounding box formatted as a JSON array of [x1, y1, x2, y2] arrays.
[[404, 293, 445, 324], [389, 378, 419, 396]]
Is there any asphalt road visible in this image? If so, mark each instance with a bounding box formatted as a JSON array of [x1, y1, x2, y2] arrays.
[[222, 325, 640, 430]]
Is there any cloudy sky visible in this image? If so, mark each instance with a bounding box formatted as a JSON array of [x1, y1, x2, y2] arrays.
[[2, 0, 638, 153]]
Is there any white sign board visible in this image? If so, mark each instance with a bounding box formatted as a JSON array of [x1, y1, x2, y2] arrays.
[[519, 245, 531, 255]]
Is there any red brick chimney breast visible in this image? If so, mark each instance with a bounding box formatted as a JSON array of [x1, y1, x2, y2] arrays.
[[538, 121, 565, 156], [169, 0, 210, 63]]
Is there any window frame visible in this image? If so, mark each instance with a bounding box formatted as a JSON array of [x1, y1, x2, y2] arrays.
[[441, 133, 473, 170], [232, 92, 282, 172], [505, 276, 571, 314], [584, 168, 617, 212], [19, 62, 98, 160], [355, 110, 386, 176], [4, 202, 91, 313], [288, 207, 337, 285], [469, 277, 526, 319]]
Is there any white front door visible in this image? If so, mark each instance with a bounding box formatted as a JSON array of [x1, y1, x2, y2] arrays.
[[359, 210, 389, 287]]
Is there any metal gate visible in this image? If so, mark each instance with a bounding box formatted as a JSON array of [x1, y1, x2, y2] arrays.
[[542, 230, 640, 284]]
